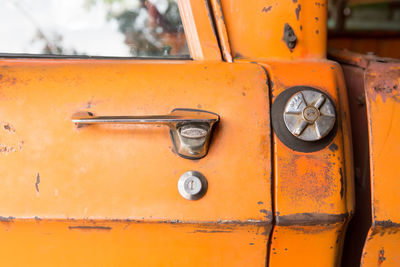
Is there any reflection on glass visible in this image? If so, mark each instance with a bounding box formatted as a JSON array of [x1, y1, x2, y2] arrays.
[[0, 0, 190, 57]]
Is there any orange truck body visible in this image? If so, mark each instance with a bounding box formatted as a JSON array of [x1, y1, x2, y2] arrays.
[[0, 0, 398, 266]]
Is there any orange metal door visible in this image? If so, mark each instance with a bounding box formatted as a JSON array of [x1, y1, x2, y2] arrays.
[[0, 59, 272, 266]]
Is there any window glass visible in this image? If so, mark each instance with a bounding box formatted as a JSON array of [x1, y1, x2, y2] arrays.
[[0, 0, 190, 58]]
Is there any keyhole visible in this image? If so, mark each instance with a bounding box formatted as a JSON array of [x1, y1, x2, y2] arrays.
[[189, 180, 194, 190]]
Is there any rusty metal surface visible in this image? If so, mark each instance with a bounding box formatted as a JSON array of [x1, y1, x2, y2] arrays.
[[339, 64, 372, 267], [329, 48, 371, 68], [219, 0, 328, 60], [254, 60, 354, 266], [330, 49, 400, 266], [202, 1, 355, 265], [362, 59, 400, 267]]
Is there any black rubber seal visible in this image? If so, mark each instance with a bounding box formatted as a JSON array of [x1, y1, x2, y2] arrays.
[[0, 53, 191, 60], [271, 86, 338, 153]]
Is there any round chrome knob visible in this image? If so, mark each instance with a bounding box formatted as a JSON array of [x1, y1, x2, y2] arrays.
[[178, 171, 208, 200], [283, 90, 336, 141]]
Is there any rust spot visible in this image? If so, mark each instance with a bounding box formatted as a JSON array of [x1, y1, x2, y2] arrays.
[[242, 92, 246, 96], [295, 4, 301, 20], [315, 17, 319, 21], [0, 145, 16, 153], [257, 201, 264, 205], [375, 220, 400, 228], [369, 225, 400, 240], [372, 84, 399, 102], [0, 135, 23, 154], [262, 6, 272, 13], [190, 230, 232, 234], [259, 209, 273, 220], [367, 61, 400, 103], [316, 30, 319, 34], [3, 123, 15, 133], [292, 0, 297, 3], [35, 173, 40, 193], [357, 93, 366, 105], [249, 242, 254, 245], [339, 168, 344, 199], [68, 226, 112, 230], [0, 74, 16, 86], [282, 23, 297, 51], [276, 212, 349, 226], [195, 221, 265, 233], [279, 154, 335, 203], [329, 143, 338, 152], [235, 52, 244, 59], [0, 216, 15, 222], [378, 248, 386, 265]]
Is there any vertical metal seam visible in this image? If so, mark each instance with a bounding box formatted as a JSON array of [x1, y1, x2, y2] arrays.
[[209, 0, 233, 62], [255, 63, 276, 267]]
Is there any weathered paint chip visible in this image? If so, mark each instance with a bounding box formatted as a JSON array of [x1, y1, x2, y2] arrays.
[[35, 173, 40, 194], [262, 6, 272, 13], [295, 4, 301, 20]]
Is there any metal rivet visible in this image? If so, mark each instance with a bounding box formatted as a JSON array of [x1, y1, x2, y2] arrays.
[[178, 171, 208, 200], [302, 106, 320, 123], [283, 90, 336, 141]]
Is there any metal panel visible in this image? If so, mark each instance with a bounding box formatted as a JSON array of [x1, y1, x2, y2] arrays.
[[259, 60, 354, 267], [0, 59, 272, 266], [219, 0, 328, 60], [330, 49, 400, 267]]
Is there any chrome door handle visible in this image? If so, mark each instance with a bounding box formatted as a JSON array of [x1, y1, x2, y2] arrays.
[[72, 108, 219, 159]]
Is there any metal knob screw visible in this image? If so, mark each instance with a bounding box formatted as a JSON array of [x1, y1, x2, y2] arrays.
[[283, 90, 336, 141], [178, 171, 208, 200]]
